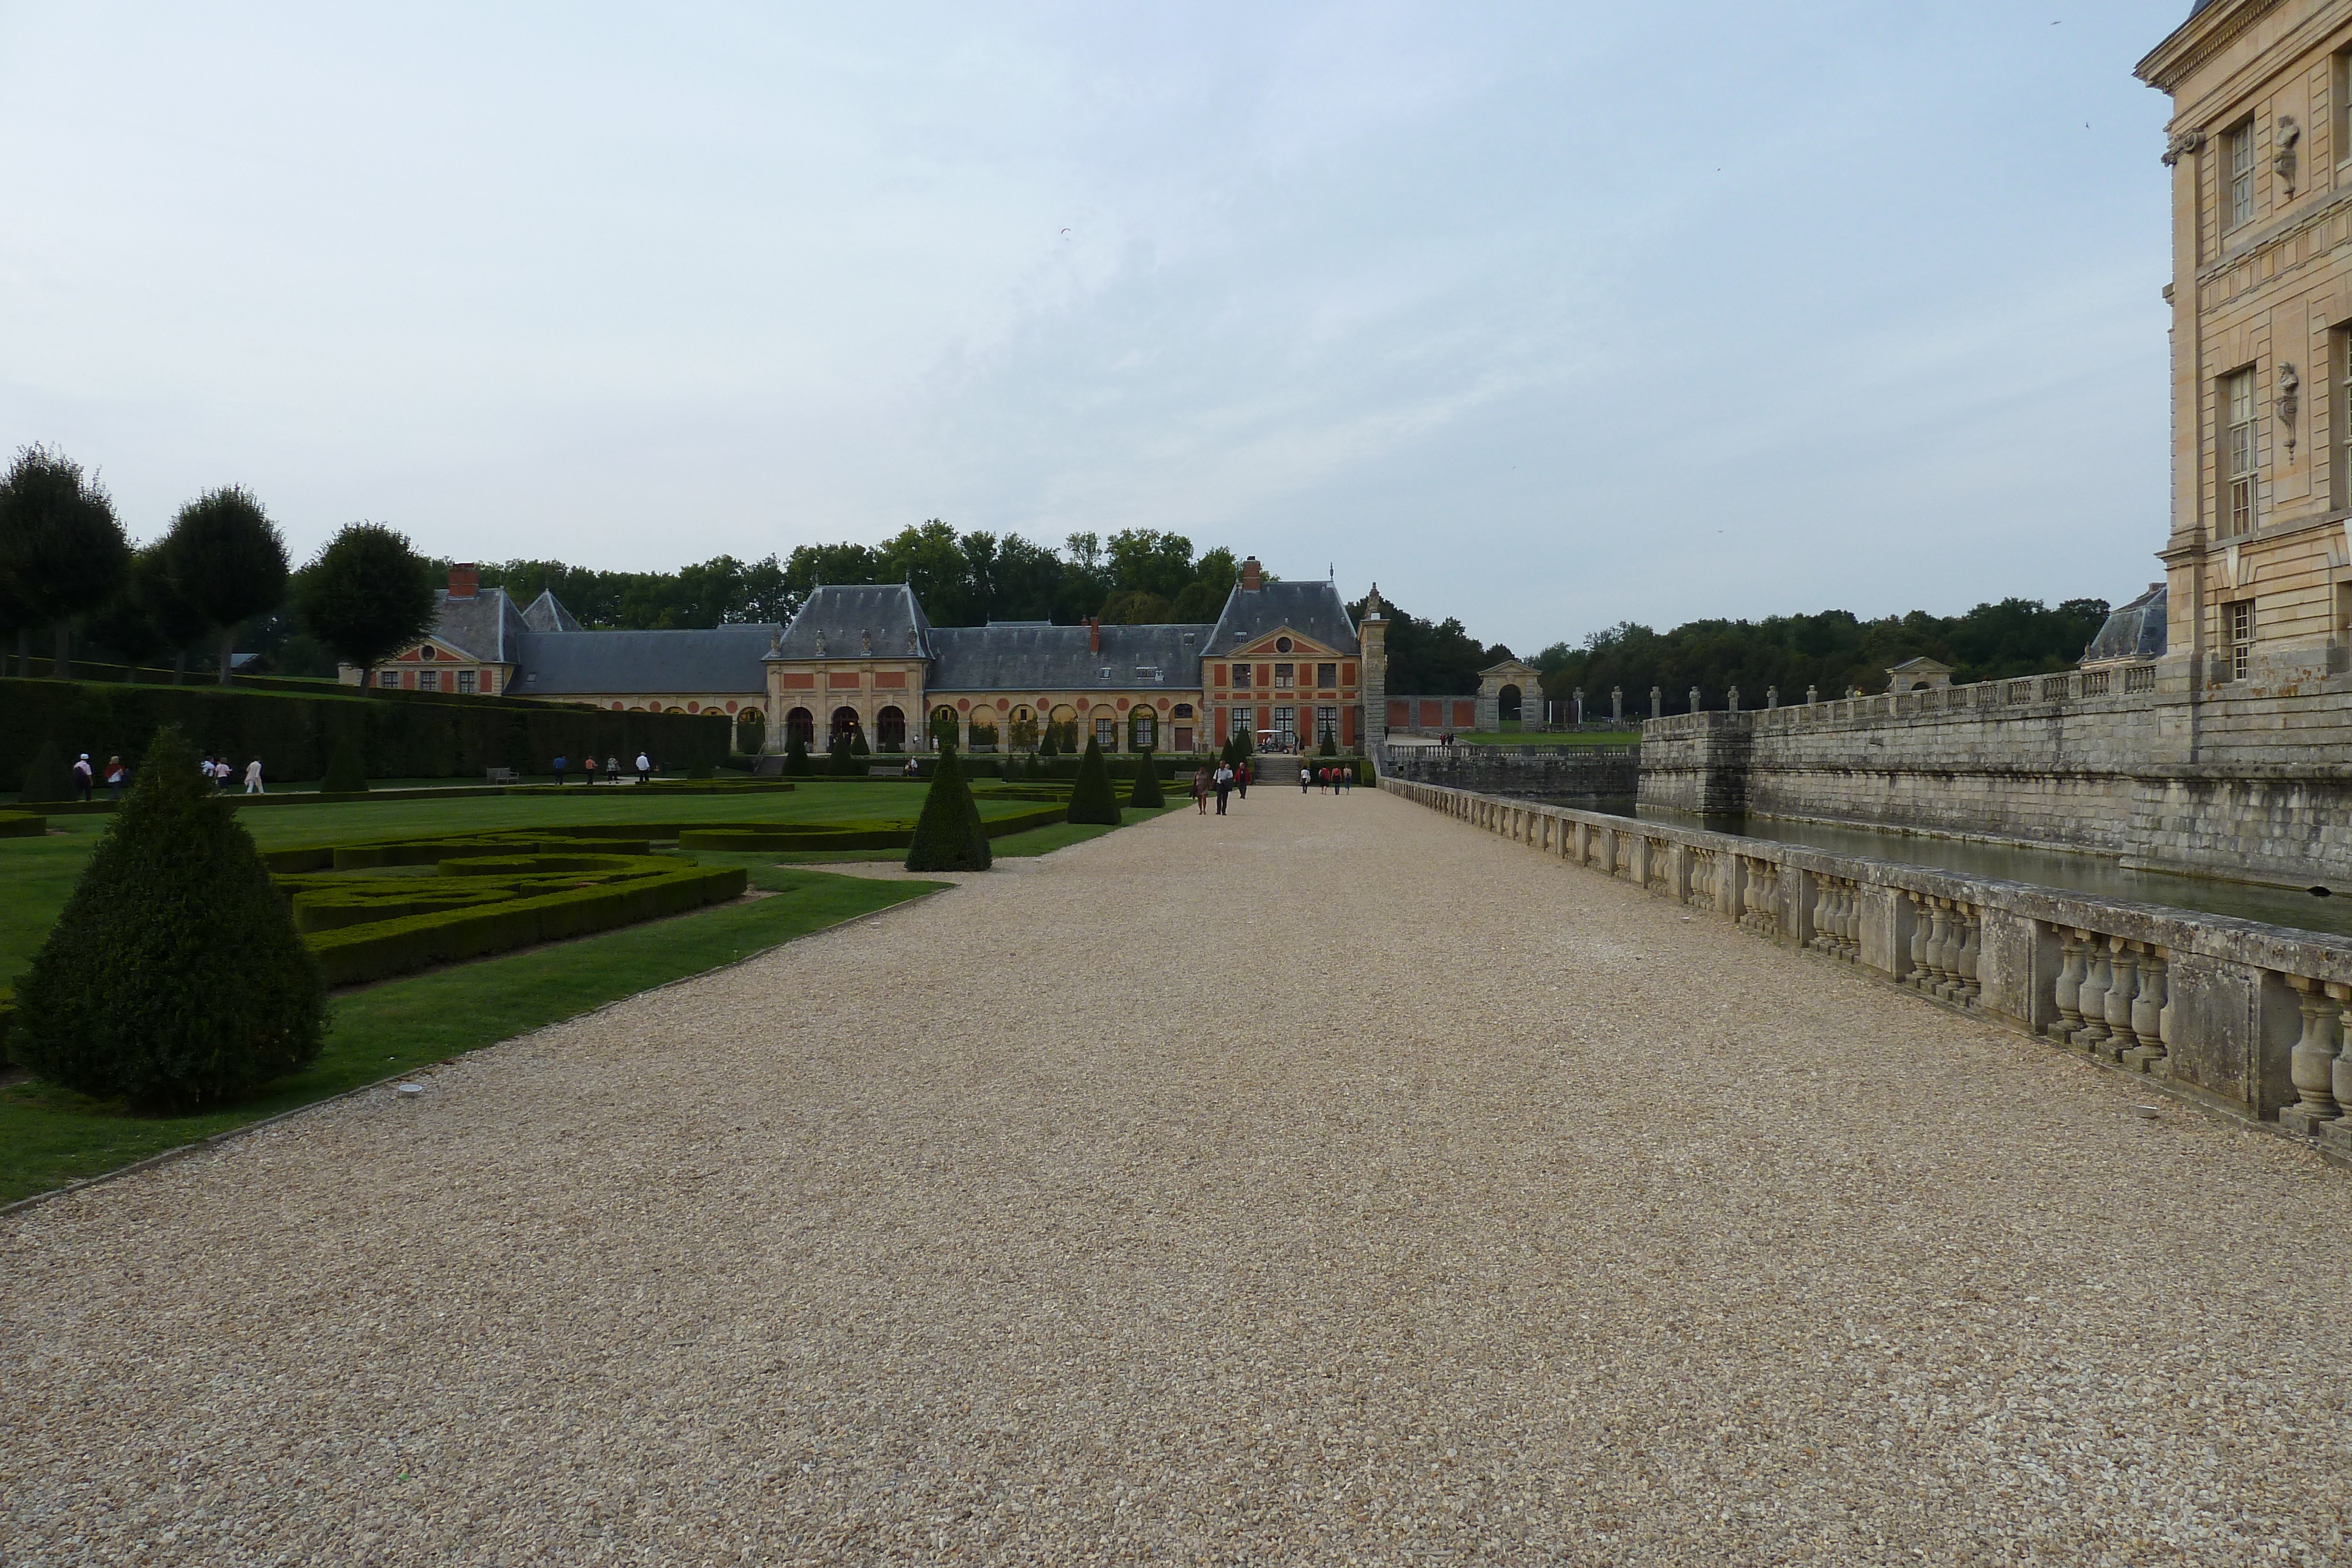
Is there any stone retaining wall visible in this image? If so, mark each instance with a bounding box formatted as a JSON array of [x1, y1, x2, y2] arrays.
[[1384, 775, 2352, 1154], [1636, 674, 2352, 886], [1377, 744, 1637, 797]]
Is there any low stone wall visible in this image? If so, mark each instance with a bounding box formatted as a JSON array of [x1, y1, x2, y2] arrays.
[[1384, 775, 2352, 1154], [1638, 677, 2352, 886], [1377, 744, 1637, 797]]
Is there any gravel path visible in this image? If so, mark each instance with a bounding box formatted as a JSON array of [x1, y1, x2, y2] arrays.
[[6, 783, 2351, 1565]]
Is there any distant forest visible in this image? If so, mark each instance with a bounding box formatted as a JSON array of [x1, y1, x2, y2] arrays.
[[1529, 599, 2114, 714], [472, 523, 1245, 633]]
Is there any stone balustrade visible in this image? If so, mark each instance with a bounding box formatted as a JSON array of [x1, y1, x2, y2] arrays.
[[1383, 774, 2352, 1154]]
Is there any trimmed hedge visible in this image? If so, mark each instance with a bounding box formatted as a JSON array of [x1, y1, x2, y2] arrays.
[[1128, 748, 1165, 808], [0, 810, 45, 837], [303, 862, 747, 987], [2, 675, 730, 792], [1067, 737, 1120, 826], [677, 802, 1066, 853]]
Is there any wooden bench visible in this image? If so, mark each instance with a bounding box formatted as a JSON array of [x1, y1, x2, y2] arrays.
[[484, 767, 520, 785]]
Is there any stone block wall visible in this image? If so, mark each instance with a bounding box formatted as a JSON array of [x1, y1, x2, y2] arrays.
[[1636, 670, 2352, 886]]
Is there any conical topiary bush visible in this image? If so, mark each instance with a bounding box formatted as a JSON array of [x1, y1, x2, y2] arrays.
[[828, 737, 861, 776], [16, 735, 73, 803], [783, 733, 811, 777], [322, 731, 370, 793], [14, 724, 325, 1110], [1067, 735, 1120, 825], [1038, 733, 1057, 760], [904, 744, 991, 871], [1128, 747, 1165, 808]]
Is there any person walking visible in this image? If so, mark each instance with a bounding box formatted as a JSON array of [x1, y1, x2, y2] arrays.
[[104, 756, 126, 801], [1237, 761, 1250, 799], [1192, 766, 1208, 814], [1299, 763, 1310, 794], [553, 754, 567, 786], [72, 754, 93, 801], [636, 752, 651, 785], [605, 755, 620, 784], [243, 758, 265, 794], [1212, 762, 1232, 815], [584, 754, 600, 785]]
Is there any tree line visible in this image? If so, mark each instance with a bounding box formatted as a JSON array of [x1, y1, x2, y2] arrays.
[[1529, 599, 2114, 716], [476, 521, 1249, 632]]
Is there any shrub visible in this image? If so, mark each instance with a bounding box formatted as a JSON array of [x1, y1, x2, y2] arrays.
[[1319, 734, 1338, 757], [16, 735, 71, 802], [783, 733, 811, 776], [0, 810, 45, 837], [1128, 746, 1165, 808], [851, 728, 870, 758], [906, 745, 991, 871], [1067, 735, 1120, 825], [322, 733, 370, 793], [828, 737, 861, 777], [1038, 733, 1057, 759], [14, 726, 325, 1109]]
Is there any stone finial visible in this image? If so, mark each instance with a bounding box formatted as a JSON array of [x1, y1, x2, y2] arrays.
[[1806, 684, 1819, 706], [815, 630, 826, 655], [1689, 686, 1702, 712], [1649, 686, 1661, 720], [906, 627, 920, 653], [1611, 686, 1623, 723], [1728, 686, 1740, 714], [1766, 686, 1778, 709], [861, 627, 873, 653]]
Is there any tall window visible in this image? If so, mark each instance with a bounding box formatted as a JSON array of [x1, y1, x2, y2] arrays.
[[2229, 599, 2256, 681], [417, 670, 438, 692], [1272, 704, 1296, 747], [2223, 367, 2257, 536], [377, 670, 399, 688], [1316, 706, 1338, 744], [457, 668, 477, 694], [1274, 663, 1294, 688], [2229, 119, 2257, 228], [1094, 716, 1118, 750], [2337, 326, 2352, 511], [1316, 663, 1337, 689], [2338, 53, 2352, 175]]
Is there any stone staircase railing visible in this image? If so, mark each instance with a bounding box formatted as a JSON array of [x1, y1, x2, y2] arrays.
[[1382, 775, 2352, 1155]]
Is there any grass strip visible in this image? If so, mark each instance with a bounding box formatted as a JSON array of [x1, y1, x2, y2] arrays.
[[0, 867, 941, 1206]]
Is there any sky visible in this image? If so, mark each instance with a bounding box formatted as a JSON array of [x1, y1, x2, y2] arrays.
[[0, 2, 2182, 653]]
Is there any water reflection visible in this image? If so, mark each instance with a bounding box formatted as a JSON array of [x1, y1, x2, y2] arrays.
[[1527, 794, 2352, 940]]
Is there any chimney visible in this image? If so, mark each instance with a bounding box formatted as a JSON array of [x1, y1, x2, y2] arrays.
[[1240, 556, 1262, 592], [448, 563, 479, 599], [1088, 617, 1101, 653]]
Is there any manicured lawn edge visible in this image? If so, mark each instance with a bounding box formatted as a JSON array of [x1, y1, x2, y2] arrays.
[[0, 870, 947, 1213]]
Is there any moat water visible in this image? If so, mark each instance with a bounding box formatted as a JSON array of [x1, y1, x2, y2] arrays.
[[1528, 795, 2352, 941]]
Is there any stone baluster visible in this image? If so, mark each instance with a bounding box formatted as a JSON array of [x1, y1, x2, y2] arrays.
[[2073, 939, 2113, 1051], [2050, 930, 2086, 1040], [1903, 896, 1929, 985], [2098, 939, 2139, 1061], [2124, 948, 2169, 1073], [1919, 902, 1952, 994], [1954, 906, 1981, 1003], [2330, 984, 2352, 1143], [1808, 880, 1834, 952], [2280, 975, 2342, 1135], [1829, 883, 1853, 958]]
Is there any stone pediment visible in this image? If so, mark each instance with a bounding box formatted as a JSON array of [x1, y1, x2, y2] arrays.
[[1236, 626, 1339, 658]]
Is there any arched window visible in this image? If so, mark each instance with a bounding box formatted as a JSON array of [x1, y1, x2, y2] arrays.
[[785, 707, 815, 745], [1048, 704, 1080, 750], [876, 705, 906, 749], [931, 706, 961, 747], [968, 710, 1000, 750], [1128, 707, 1156, 751], [830, 706, 861, 744], [1091, 704, 1119, 753], [734, 707, 767, 753], [1007, 705, 1037, 751], [1498, 683, 1522, 722]]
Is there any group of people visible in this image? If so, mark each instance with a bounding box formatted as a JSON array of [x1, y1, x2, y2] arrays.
[[552, 752, 654, 785], [1193, 760, 1251, 815], [1298, 762, 1355, 794], [202, 755, 263, 794], [69, 754, 132, 802]]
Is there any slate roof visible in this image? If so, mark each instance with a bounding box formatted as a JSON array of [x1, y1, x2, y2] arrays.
[[928, 623, 1212, 692], [433, 587, 531, 664], [772, 584, 934, 660], [512, 625, 784, 696], [1204, 579, 1359, 657], [522, 589, 582, 633]]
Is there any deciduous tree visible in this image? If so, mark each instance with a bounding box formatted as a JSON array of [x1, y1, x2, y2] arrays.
[[162, 486, 290, 684], [0, 446, 131, 680], [294, 523, 439, 687]]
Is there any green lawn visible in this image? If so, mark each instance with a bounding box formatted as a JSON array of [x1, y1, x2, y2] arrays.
[[0, 864, 943, 1205], [0, 781, 1044, 988]]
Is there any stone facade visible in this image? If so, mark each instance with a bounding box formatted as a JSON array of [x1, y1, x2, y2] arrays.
[[2139, 1, 2352, 695]]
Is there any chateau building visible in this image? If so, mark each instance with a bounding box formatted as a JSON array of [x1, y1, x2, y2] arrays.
[[2138, 0, 2352, 690], [368, 556, 1375, 754]]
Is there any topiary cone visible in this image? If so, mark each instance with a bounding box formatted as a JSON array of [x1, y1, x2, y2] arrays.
[[783, 734, 811, 777], [904, 743, 991, 872], [1067, 735, 1120, 825], [16, 735, 72, 803], [14, 724, 325, 1110], [1127, 746, 1165, 808]]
